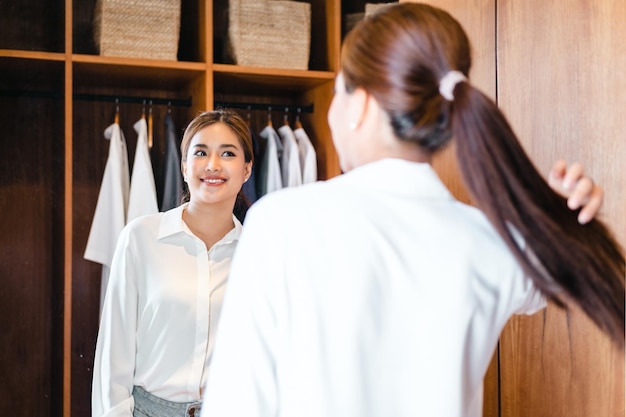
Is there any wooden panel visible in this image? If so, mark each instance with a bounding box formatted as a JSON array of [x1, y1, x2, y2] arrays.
[[497, 1, 626, 416], [0, 0, 64, 52], [0, 94, 65, 417], [303, 81, 341, 179]]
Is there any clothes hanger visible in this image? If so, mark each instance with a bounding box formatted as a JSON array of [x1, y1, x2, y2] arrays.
[[114, 98, 120, 124], [295, 107, 303, 129], [283, 107, 290, 126], [148, 100, 153, 149], [267, 106, 273, 127]]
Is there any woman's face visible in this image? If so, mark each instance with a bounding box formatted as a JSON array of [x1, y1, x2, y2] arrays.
[[182, 122, 251, 207]]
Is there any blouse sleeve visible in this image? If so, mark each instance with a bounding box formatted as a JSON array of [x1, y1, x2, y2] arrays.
[[92, 224, 140, 417]]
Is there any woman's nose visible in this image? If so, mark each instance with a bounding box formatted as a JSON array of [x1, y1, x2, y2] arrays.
[[206, 154, 220, 171]]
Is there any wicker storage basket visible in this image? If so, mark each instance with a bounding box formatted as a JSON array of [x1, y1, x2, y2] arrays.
[[344, 3, 395, 36], [93, 0, 181, 60], [228, 0, 311, 70], [365, 2, 395, 16]]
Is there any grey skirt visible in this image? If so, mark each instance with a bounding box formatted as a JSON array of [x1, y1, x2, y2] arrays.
[[132, 386, 203, 417]]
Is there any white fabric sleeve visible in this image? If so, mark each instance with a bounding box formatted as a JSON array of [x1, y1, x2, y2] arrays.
[[92, 225, 139, 417], [510, 231, 549, 315]]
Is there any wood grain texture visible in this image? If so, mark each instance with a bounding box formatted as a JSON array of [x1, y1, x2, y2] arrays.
[[497, 0, 625, 416], [0, 95, 65, 417]]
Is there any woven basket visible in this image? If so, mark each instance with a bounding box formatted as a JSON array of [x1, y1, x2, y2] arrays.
[[228, 0, 311, 70], [344, 3, 395, 36], [365, 2, 395, 16], [93, 0, 181, 60]]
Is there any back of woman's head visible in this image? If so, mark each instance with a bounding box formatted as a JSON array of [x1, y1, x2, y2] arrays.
[[341, 3, 470, 152], [344, 3, 625, 347]]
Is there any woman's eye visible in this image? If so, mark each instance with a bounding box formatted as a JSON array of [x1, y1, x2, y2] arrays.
[[193, 150, 206, 156], [221, 151, 236, 157]]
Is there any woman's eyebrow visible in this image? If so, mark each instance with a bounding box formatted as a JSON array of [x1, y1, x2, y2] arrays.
[[191, 143, 240, 150]]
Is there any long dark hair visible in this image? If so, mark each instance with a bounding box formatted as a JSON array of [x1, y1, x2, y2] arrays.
[[342, 3, 625, 346]]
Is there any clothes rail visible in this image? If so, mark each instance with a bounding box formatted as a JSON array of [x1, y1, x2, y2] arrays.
[[0, 89, 192, 107], [214, 101, 314, 114], [74, 93, 192, 107]]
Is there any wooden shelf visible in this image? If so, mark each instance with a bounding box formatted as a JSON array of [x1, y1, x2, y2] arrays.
[[72, 55, 207, 90], [213, 63, 335, 94], [71, 54, 207, 70], [0, 49, 66, 61]]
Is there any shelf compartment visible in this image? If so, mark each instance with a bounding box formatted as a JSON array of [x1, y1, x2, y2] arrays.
[[213, 0, 339, 72], [0, 0, 65, 53], [73, 0, 206, 62], [0, 56, 65, 93]]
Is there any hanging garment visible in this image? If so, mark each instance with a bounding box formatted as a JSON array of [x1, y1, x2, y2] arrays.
[[277, 124, 303, 187], [161, 114, 183, 211], [241, 128, 260, 205], [84, 123, 130, 312], [257, 125, 283, 196], [294, 126, 317, 184], [127, 117, 158, 222]]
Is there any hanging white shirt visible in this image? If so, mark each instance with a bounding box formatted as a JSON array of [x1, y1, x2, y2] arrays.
[[92, 204, 243, 417], [277, 124, 302, 187], [202, 158, 546, 417], [259, 125, 283, 194], [294, 126, 317, 184], [84, 122, 130, 311], [127, 117, 158, 222]]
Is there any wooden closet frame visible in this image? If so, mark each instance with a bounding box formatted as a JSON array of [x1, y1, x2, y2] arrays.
[[1, 0, 345, 415]]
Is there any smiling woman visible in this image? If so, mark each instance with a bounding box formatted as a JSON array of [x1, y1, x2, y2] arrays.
[[91, 109, 254, 417]]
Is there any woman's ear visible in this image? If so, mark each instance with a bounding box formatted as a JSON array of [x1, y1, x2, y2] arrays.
[[244, 161, 252, 181], [347, 87, 369, 131], [181, 161, 187, 182]]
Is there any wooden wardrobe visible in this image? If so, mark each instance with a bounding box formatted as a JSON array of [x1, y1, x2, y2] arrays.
[[420, 0, 625, 416]]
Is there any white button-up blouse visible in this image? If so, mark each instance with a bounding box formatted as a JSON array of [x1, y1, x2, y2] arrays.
[[92, 203, 242, 417], [202, 158, 546, 417]]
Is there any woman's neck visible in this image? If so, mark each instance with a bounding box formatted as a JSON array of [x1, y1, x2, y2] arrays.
[[183, 201, 236, 250]]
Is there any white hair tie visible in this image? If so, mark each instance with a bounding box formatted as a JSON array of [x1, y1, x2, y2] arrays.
[[439, 70, 467, 101]]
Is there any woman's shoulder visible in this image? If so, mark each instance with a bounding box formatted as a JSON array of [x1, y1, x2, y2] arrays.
[[118, 212, 167, 245], [125, 211, 164, 229]]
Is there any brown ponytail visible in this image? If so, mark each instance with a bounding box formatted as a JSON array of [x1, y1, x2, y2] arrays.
[[452, 83, 625, 346]]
